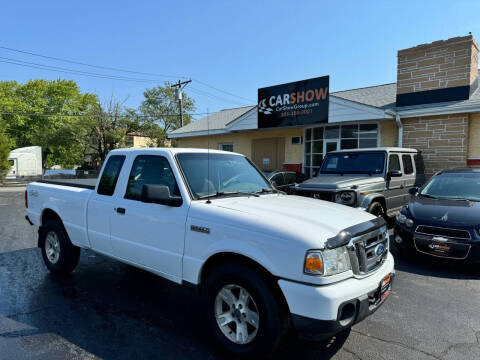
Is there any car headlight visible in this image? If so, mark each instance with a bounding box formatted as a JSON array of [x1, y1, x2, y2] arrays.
[[396, 213, 414, 227], [335, 191, 356, 206], [304, 247, 351, 276]]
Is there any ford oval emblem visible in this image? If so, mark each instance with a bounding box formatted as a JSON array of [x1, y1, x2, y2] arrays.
[[375, 244, 386, 257]]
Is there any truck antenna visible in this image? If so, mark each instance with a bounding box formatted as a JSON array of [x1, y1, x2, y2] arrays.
[[206, 108, 211, 204]]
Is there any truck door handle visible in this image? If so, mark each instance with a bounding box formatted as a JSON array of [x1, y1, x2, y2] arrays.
[[115, 207, 126, 214]]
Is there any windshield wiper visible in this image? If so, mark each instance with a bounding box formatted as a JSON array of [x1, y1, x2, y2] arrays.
[[255, 188, 277, 194], [449, 197, 477, 202], [420, 193, 438, 199], [198, 191, 260, 200]]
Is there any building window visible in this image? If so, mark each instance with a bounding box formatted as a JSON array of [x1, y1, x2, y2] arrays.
[[218, 143, 234, 152], [303, 123, 378, 177], [291, 136, 303, 145]]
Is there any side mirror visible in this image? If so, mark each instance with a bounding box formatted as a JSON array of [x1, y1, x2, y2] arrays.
[[387, 170, 402, 180], [408, 187, 418, 196], [141, 184, 182, 207]]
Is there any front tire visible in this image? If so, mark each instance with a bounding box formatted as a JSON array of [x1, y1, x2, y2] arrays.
[[204, 263, 289, 358], [40, 220, 80, 274], [367, 201, 386, 220]]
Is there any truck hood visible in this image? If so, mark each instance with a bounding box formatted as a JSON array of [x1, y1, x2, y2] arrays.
[[195, 194, 376, 248], [296, 175, 384, 191]]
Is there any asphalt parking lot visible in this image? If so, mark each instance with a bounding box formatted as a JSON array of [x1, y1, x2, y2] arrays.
[[0, 187, 479, 360]]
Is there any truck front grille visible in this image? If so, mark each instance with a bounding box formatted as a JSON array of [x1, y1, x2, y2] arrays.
[[348, 226, 389, 276]]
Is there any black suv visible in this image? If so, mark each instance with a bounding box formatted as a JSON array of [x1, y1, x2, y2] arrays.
[[394, 167, 480, 262]]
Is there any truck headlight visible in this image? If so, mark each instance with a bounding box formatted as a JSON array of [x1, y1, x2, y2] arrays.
[[304, 247, 351, 276], [335, 191, 356, 206]]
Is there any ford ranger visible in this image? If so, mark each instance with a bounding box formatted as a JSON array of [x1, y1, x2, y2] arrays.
[[25, 148, 394, 357]]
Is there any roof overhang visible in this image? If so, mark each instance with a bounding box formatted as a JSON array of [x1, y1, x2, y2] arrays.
[[168, 95, 395, 139], [168, 128, 229, 139], [396, 102, 480, 118]]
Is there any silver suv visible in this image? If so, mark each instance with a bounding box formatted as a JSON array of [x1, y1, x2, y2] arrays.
[[294, 147, 426, 218]]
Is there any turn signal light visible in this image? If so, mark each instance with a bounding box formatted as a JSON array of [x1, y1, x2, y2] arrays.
[[304, 253, 323, 274]]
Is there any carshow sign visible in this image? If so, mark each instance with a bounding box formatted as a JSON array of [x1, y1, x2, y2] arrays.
[[258, 76, 329, 128]]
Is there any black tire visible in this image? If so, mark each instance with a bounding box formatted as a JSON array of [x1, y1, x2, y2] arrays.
[[204, 263, 289, 358], [40, 220, 80, 274], [367, 201, 386, 220]]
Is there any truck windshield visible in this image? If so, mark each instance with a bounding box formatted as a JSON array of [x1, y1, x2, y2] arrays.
[[420, 172, 480, 201], [177, 153, 272, 199], [319, 152, 385, 175]]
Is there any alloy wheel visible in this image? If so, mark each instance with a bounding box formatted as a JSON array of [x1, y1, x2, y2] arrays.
[[45, 231, 61, 264], [214, 284, 260, 344]]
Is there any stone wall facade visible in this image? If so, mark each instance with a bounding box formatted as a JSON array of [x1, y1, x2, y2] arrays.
[[402, 114, 468, 177], [397, 35, 479, 95], [468, 113, 480, 160]]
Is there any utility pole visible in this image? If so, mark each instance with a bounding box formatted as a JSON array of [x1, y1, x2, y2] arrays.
[[171, 79, 192, 128]]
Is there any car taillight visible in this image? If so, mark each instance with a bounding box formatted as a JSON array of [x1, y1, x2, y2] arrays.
[[25, 190, 28, 208]]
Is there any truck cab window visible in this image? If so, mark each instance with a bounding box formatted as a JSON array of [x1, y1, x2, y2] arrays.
[[125, 155, 180, 201], [388, 154, 401, 172], [97, 155, 126, 196], [402, 155, 413, 174]]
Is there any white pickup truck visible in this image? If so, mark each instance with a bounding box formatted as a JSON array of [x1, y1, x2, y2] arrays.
[[25, 148, 394, 357]]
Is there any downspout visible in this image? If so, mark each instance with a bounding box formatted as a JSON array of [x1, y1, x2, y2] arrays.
[[395, 113, 403, 147], [385, 110, 403, 147]]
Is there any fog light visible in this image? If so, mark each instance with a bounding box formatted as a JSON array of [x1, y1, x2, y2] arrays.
[[395, 235, 403, 244]]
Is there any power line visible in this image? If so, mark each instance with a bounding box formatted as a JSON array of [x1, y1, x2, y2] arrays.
[[188, 87, 248, 106], [0, 57, 251, 108], [0, 45, 185, 79], [0, 110, 209, 118], [0, 57, 162, 83], [0, 45, 255, 102], [192, 78, 254, 102]]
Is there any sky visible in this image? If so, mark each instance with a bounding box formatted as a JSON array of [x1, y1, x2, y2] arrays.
[[2, 0, 480, 118]]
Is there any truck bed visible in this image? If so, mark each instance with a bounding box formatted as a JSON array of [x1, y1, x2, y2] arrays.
[[38, 178, 97, 189]]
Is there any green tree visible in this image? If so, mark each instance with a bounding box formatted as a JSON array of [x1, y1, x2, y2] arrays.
[[86, 97, 144, 167], [0, 123, 13, 181], [139, 82, 195, 146], [0, 79, 99, 168]]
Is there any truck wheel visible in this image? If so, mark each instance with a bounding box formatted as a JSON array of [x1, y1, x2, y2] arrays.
[[204, 263, 289, 357], [40, 220, 80, 274], [367, 201, 386, 219]]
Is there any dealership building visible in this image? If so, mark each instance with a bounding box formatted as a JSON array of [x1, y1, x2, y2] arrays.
[[169, 35, 480, 178]]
